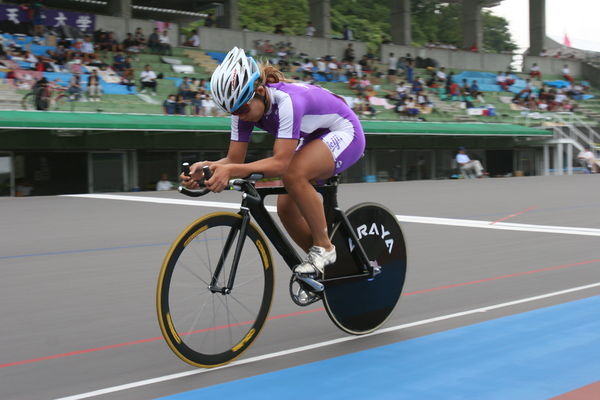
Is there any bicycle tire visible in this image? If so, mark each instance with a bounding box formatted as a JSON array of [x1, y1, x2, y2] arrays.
[[157, 212, 274, 368], [21, 92, 35, 110], [53, 93, 74, 111], [323, 203, 407, 334]]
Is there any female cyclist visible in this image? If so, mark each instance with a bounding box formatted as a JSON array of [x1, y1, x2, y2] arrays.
[[182, 47, 365, 276]]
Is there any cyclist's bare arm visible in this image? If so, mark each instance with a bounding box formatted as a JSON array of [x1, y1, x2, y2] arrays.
[[206, 138, 297, 192], [182, 138, 298, 191]]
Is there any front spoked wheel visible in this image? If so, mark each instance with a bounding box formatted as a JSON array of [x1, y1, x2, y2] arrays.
[[157, 212, 274, 368], [323, 203, 407, 334]]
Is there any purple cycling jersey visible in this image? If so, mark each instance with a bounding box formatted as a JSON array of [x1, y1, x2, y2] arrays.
[[230, 82, 364, 143]]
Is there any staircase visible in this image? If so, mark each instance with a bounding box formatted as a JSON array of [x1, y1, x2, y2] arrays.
[[0, 80, 21, 110], [183, 50, 218, 74]]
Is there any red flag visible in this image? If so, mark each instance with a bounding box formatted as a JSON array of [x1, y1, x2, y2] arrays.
[[563, 33, 572, 47]]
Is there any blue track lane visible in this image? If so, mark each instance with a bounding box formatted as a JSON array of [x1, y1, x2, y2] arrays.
[[157, 295, 600, 400]]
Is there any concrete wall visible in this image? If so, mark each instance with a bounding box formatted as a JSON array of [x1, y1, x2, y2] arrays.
[[95, 15, 179, 46], [197, 27, 367, 61], [581, 63, 600, 87], [381, 44, 513, 72], [522, 56, 582, 78]]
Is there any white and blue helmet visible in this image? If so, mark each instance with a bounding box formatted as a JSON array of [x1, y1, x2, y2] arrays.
[[210, 47, 261, 113]]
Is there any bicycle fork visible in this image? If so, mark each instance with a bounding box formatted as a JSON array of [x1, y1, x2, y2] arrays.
[[208, 208, 251, 295]]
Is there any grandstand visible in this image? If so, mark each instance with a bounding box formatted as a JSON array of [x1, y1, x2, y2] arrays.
[[0, 2, 599, 196]]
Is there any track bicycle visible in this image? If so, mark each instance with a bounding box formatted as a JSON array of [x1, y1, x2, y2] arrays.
[[21, 84, 75, 111], [156, 164, 407, 368]]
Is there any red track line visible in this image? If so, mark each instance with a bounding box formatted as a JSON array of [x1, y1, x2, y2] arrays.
[[2, 258, 599, 369], [489, 206, 537, 225]]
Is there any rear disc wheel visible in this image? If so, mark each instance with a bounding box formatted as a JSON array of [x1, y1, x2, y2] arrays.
[[323, 203, 407, 334]]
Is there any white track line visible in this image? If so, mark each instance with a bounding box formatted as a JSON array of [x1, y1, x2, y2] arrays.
[[65, 194, 600, 237], [54, 281, 600, 400]]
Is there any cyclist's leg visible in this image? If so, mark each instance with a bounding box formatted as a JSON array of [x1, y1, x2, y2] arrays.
[[276, 194, 312, 252], [282, 139, 335, 251]]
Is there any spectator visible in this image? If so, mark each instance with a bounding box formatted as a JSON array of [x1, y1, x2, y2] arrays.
[[33, 77, 50, 110], [387, 52, 398, 83], [205, 13, 215, 27], [305, 21, 316, 37], [183, 32, 200, 48], [156, 173, 174, 190], [159, 30, 173, 56], [343, 25, 353, 41], [80, 36, 95, 63], [562, 65, 575, 83], [404, 59, 414, 83], [274, 24, 285, 35], [191, 92, 205, 116], [134, 27, 146, 48], [529, 63, 542, 80], [447, 80, 460, 99], [469, 80, 484, 102], [178, 77, 194, 100], [404, 96, 419, 117], [327, 58, 340, 81], [121, 67, 136, 93], [343, 43, 354, 63], [122, 33, 140, 55], [469, 43, 479, 52], [148, 28, 160, 54], [102, 32, 120, 52], [300, 58, 314, 79], [67, 72, 82, 100], [189, 78, 200, 95], [112, 51, 127, 72], [163, 94, 177, 114], [436, 67, 447, 83], [87, 69, 101, 102], [175, 94, 187, 115], [513, 78, 533, 102], [140, 64, 157, 95], [456, 147, 484, 178], [496, 71, 511, 91], [577, 146, 598, 173]]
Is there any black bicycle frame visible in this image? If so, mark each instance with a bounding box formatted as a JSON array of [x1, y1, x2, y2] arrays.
[[208, 178, 374, 293]]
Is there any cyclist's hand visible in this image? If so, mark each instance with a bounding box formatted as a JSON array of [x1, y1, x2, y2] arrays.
[[180, 161, 207, 189], [205, 164, 230, 193]]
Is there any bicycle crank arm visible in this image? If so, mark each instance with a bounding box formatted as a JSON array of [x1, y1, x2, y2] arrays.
[[294, 274, 324, 292]]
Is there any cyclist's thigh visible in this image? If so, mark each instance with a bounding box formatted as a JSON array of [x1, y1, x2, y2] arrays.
[[287, 139, 335, 182]]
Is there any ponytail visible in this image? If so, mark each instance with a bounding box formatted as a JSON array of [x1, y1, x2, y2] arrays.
[[258, 63, 293, 85]]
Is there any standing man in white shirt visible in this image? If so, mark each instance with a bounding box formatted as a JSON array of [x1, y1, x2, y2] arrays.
[[305, 21, 316, 37], [577, 146, 598, 173], [387, 52, 398, 84], [456, 147, 485, 178], [159, 30, 172, 56], [140, 64, 158, 96]]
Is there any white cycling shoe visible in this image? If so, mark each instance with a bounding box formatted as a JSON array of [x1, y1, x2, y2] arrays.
[[294, 245, 336, 276]]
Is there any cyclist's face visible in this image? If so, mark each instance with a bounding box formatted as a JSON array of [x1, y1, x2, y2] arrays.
[[234, 87, 266, 122]]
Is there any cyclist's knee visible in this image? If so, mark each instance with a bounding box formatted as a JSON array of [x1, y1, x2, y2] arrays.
[[281, 169, 308, 189]]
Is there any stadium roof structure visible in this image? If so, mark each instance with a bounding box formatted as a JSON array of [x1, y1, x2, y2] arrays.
[[0, 111, 551, 136]]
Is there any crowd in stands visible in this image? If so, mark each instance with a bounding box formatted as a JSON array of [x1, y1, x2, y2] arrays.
[[163, 77, 222, 116], [1, 8, 596, 122], [0, 19, 185, 108]]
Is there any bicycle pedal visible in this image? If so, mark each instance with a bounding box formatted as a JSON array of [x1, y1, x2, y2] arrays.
[[289, 274, 322, 307]]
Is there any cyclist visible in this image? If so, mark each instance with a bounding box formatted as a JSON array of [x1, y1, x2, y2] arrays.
[[182, 46, 365, 277]]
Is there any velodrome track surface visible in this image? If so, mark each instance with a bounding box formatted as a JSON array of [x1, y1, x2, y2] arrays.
[[1, 175, 600, 400]]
